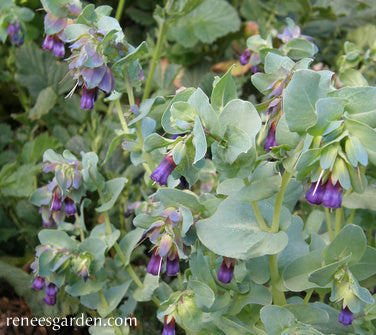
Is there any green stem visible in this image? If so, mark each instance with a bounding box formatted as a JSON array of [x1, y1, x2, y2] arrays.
[[125, 77, 135, 106], [347, 209, 356, 225], [367, 228, 373, 246], [270, 171, 292, 233], [324, 208, 334, 241], [268, 254, 286, 305], [115, 100, 129, 134], [98, 290, 110, 311], [96, 186, 162, 308], [334, 208, 342, 236], [142, 17, 170, 100], [303, 290, 313, 305], [115, 0, 126, 21], [252, 202, 270, 232]]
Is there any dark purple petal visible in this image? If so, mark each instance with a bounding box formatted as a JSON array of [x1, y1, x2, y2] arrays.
[[32, 277, 45, 290], [45, 283, 58, 297], [263, 124, 278, 152], [98, 67, 115, 94], [64, 197, 77, 216], [166, 255, 179, 276], [44, 295, 56, 305], [80, 86, 98, 110], [52, 37, 65, 58], [51, 192, 62, 212], [147, 251, 164, 276], [305, 182, 326, 206], [162, 316, 175, 335], [217, 258, 235, 284], [239, 49, 251, 66], [7, 23, 16, 35], [150, 153, 177, 186], [322, 181, 342, 209], [179, 176, 189, 189], [339, 306, 353, 326]]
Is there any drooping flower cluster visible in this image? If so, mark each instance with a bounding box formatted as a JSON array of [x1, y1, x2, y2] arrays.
[[32, 276, 59, 306], [31, 150, 85, 227], [142, 209, 189, 277], [305, 177, 343, 209], [7, 21, 23, 45]]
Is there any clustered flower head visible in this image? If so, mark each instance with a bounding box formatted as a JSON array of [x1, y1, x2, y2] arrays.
[[142, 209, 189, 277], [305, 176, 343, 209], [150, 152, 177, 186], [217, 257, 236, 284], [31, 150, 84, 227], [7, 21, 23, 45]]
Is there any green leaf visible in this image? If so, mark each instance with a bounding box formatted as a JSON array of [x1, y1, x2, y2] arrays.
[[344, 116, 376, 165], [155, 188, 204, 212], [264, 53, 295, 74], [188, 280, 215, 310], [65, 279, 105, 297], [169, 0, 240, 47], [96, 178, 127, 212], [330, 86, 376, 128], [16, 44, 73, 98], [214, 99, 261, 164], [64, 24, 91, 42], [309, 255, 351, 286], [211, 68, 237, 113], [283, 250, 325, 291], [0, 261, 32, 297], [284, 38, 317, 60], [284, 304, 329, 326], [79, 237, 106, 272], [144, 134, 176, 153], [82, 152, 105, 192], [116, 228, 144, 267], [133, 274, 159, 301], [21, 133, 61, 164], [29, 87, 57, 119], [260, 305, 295, 335], [284, 70, 325, 133], [192, 116, 207, 163], [113, 41, 148, 72], [339, 69, 368, 87], [97, 281, 132, 318], [323, 224, 366, 265], [350, 246, 376, 281], [308, 98, 344, 136], [102, 134, 124, 166], [187, 88, 221, 137], [196, 198, 288, 259], [234, 162, 281, 202], [38, 230, 78, 251]]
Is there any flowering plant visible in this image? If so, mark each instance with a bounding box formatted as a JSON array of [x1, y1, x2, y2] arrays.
[[1, 0, 376, 334]]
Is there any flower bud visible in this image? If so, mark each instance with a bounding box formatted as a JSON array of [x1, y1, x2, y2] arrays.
[[44, 295, 56, 306], [77, 263, 89, 282], [32, 276, 45, 290], [264, 122, 278, 152], [239, 49, 251, 66], [322, 181, 342, 209], [51, 192, 62, 212], [45, 283, 58, 297], [80, 86, 98, 110], [305, 181, 326, 206], [64, 197, 77, 216]]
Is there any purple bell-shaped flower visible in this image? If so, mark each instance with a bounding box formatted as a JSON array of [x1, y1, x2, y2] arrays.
[[264, 122, 278, 152], [64, 197, 77, 216], [147, 251, 164, 276], [217, 257, 235, 284], [150, 152, 177, 186], [305, 181, 326, 206], [162, 315, 176, 335], [339, 306, 353, 326], [32, 276, 45, 290], [166, 253, 179, 277]]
